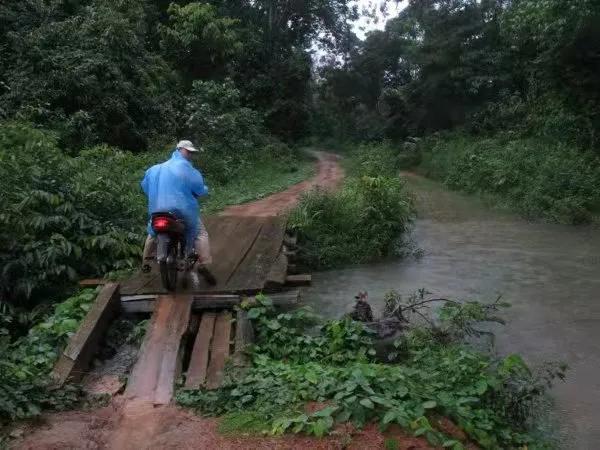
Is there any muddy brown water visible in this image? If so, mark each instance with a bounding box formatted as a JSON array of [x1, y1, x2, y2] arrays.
[[304, 174, 600, 449]]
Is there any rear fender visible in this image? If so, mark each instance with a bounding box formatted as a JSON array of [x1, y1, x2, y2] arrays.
[[156, 234, 171, 263]]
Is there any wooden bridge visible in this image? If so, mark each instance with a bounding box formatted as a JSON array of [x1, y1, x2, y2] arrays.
[[122, 215, 293, 296], [52, 214, 309, 405]]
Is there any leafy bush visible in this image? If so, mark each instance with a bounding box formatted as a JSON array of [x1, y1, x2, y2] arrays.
[[0, 122, 315, 305], [0, 123, 153, 305], [160, 3, 241, 81], [345, 142, 401, 178], [1, 1, 178, 151], [0, 289, 96, 423], [419, 131, 600, 223], [177, 295, 562, 448], [184, 79, 300, 185], [289, 174, 413, 270]]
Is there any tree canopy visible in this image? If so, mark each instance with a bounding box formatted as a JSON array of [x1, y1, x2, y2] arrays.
[[315, 0, 600, 150]]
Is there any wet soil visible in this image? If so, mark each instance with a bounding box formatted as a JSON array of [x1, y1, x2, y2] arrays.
[[16, 400, 434, 450], [220, 151, 344, 217]]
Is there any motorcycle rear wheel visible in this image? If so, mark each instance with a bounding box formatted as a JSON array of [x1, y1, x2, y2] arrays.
[[160, 243, 178, 291]]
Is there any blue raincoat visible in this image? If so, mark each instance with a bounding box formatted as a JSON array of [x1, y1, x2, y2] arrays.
[[141, 150, 208, 250]]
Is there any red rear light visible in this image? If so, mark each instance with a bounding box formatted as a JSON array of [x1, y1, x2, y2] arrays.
[[152, 217, 171, 232]]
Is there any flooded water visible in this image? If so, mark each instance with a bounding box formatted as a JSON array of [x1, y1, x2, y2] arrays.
[[304, 174, 600, 449]]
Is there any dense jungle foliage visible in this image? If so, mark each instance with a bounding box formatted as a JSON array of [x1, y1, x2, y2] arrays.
[[314, 0, 600, 222], [2, 0, 597, 299], [0, 0, 359, 307], [0, 0, 588, 441]]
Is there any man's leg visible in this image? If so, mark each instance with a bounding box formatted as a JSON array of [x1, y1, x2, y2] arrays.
[[141, 235, 156, 273], [194, 224, 213, 266], [194, 220, 216, 285]]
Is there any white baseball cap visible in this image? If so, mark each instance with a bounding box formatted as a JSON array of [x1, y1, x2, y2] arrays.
[[176, 139, 201, 152]]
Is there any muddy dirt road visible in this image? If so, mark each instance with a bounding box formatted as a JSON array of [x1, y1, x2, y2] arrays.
[[221, 151, 343, 217]]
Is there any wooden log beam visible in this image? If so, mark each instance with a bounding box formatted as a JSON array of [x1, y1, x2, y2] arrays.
[[79, 278, 108, 287], [233, 309, 254, 367], [285, 274, 312, 287], [125, 295, 193, 404], [265, 252, 288, 288], [185, 312, 216, 389], [52, 283, 120, 385], [120, 290, 301, 314], [206, 311, 232, 389]]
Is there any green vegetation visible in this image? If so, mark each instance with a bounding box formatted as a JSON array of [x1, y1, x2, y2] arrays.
[[0, 0, 349, 306], [314, 0, 600, 223], [0, 289, 97, 424], [418, 132, 600, 223], [288, 143, 413, 270], [0, 0, 589, 441], [177, 294, 564, 448], [203, 152, 314, 214], [0, 122, 312, 307]]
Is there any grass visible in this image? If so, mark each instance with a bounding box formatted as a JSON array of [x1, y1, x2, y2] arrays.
[[418, 131, 600, 224], [288, 142, 413, 270], [203, 153, 314, 214], [218, 410, 277, 435]]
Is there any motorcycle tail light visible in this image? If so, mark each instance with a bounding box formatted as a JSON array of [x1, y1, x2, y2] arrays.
[[152, 216, 171, 232]]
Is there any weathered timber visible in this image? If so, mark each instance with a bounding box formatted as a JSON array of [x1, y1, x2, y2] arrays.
[[125, 295, 192, 404], [120, 216, 287, 295], [233, 309, 254, 367], [206, 311, 232, 389], [184, 312, 216, 389], [265, 251, 288, 288], [283, 234, 297, 248], [120, 290, 301, 314], [283, 247, 298, 259], [52, 283, 120, 385], [208, 216, 264, 288], [285, 274, 312, 287], [79, 278, 108, 287], [227, 217, 286, 292]]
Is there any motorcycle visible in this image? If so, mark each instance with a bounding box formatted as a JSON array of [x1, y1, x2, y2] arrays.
[[150, 211, 197, 291]]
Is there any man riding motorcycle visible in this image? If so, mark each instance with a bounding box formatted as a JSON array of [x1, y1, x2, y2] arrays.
[[140, 139, 216, 285]]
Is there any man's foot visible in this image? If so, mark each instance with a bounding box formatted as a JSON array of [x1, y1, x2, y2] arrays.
[[141, 264, 152, 273], [197, 266, 217, 286]]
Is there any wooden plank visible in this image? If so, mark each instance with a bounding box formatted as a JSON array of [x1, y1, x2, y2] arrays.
[[199, 216, 261, 288], [121, 291, 300, 314], [283, 234, 297, 248], [79, 278, 108, 287], [120, 216, 288, 295], [119, 271, 158, 296], [121, 293, 240, 303], [213, 217, 265, 286], [265, 251, 288, 288], [185, 313, 216, 389], [52, 283, 120, 385], [206, 311, 232, 389], [226, 216, 287, 291], [125, 295, 192, 404], [153, 295, 192, 404], [233, 309, 254, 367], [285, 274, 312, 287]]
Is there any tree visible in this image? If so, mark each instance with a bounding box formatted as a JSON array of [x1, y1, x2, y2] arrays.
[[1, 0, 179, 151], [160, 2, 242, 82]]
